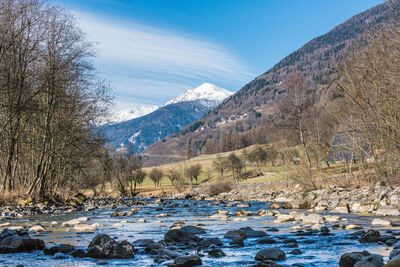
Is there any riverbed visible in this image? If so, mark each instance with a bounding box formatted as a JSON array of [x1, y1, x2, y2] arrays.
[[0, 199, 396, 266]]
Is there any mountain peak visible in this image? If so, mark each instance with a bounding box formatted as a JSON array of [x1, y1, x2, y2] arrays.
[[165, 83, 233, 106]]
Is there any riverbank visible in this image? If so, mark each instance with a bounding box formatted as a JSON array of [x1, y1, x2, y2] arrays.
[[1, 197, 400, 266], [2, 181, 400, 221]]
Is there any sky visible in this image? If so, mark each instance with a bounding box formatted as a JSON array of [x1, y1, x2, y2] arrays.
[[55, 0, 384, 111]]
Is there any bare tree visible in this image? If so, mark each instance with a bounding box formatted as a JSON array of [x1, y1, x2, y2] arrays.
[[212, 157, 229, 181], [149, 168, 163, 187], [278, 72, 315, 188], [185, 164, 202, 184]]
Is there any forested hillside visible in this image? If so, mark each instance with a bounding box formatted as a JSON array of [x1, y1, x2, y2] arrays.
[[145, 1, 392, 163]]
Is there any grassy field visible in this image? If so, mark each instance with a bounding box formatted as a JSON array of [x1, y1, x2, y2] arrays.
[[87, 145, 369, 197]]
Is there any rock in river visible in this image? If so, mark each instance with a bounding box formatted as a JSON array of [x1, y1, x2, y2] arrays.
[[0, 228, 45, 253], [255, 248, 286, 261], [339, 251, 384, 267], [174, 255, 202, 267], [164, 229, 201, 243], [87, 234, 135, 259]]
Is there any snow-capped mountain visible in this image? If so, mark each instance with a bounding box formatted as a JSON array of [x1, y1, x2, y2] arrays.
[[99, 105, 158, 125], [99, 82, 234, 154], [165, 82, 233, 106]]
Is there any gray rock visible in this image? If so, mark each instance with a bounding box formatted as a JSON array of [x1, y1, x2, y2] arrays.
[[255, 248, 286, 261], [339, 251, 384, 267], [87, 234, 135, 259], [181, 225, 206, 235], [375, 206, 400, 216], [208, 248, 226, 258], [198, 237, 222, 247], [224, 229, 247, 240], [164, 229, 201, 243], [44, 244, 76, 255], [174, 255, 202, 267], [239, 227, 267, 237], [0, 229, 45, 253], [359, 230, 380, 243]]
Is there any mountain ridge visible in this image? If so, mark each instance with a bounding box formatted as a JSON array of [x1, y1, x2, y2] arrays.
[[144, 1, 392, 164]]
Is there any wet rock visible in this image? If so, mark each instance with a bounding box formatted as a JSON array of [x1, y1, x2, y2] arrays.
[[359, 230, 380, 243], [208, 248, 226, 258], [230, 237, 244, 247], [44, 244, 75, 255], [157, 248, 183, 259], [255, 248, 286, 261], [353, 260, 379, 267], [164, 229, 201, 243], [224, 229, 247, 240], [253, 260, 281, 267], [0, 229, 45, 253], [71, 249, 86, 258], [283, 241, 298, 248], [145, 242, 165, 254], [181, 226, 205, 235], [289, 249, 302, 255], [137, 218, 146, 223], [257, 237, 277, 244], [239, 227, 267, 237], [87, 234, 135, 259], [339, 251, 384, 267], [174, 255, 202, 267], [198, 237, 222, 247]]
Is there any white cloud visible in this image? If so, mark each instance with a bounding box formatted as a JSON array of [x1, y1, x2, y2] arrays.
[[73, 11, 254, 109]]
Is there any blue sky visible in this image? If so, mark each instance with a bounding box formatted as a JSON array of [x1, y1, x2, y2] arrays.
[[55, 0, 384, 111]]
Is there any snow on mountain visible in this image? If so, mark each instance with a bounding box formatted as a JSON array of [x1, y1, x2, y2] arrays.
[[165, 82, 233, 106], [99, 105, 158, 125]]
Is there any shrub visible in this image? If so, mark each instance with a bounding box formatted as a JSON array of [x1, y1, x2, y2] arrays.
[[207, 182, 233, 197]]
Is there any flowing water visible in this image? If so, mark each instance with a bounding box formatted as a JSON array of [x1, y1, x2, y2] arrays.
[[0, 199, 395, 266]]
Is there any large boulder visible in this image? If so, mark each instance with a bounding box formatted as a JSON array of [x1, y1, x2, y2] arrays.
[[164, 229, 201, 243], [87, 234, 134, 259], [174, 255, 202, 267], [0, 229, 45, 253], [255, 248, 286, 261], [339, 251, 384, 267]]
